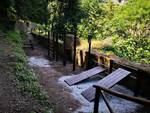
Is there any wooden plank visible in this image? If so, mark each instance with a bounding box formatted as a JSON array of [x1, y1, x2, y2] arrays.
[[65, 66, 105, 86], [81, 68, 131, 102]]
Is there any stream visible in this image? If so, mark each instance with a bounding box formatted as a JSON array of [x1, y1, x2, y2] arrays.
[[28, 56, 150, 113]]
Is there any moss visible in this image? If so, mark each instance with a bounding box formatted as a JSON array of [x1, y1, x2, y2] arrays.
[[6, 30, 53, 113], [6, 30, 22, 44]]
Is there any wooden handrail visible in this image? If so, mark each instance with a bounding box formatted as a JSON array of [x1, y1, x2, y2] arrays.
[[113, 61, 138, 72], [100, 91, 115, 113], [94, 85, 150, 106], [93, 85, 150, 113], [93, 58, 114, 72]]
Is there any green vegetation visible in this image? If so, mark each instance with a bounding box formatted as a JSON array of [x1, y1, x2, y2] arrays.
[[110, 0, 150, 64], [6, 30, 52, 113], [0, 0, 149, 112], [37, 0, 149, 64], [1, 0, 149, 63], [76, 0, 150, 64]]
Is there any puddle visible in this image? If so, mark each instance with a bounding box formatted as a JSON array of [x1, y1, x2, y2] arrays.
[[59, 76, 148, 113], [28, 56, 51, 67]]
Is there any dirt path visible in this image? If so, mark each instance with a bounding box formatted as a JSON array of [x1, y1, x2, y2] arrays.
[[25, 35, 82, 113], [0, 33, 43, 113]]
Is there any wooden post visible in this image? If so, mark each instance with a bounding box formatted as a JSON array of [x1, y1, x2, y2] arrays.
[[134, 70, 141, 96], [86, 33, 92, 69], [48, 31, 50, 57], [80, 50, 84, 67], [63, 31, 66, 66], [101, 56, 105, 67], [73, 31, 77, 71], [56, 33, 59, 61], [100, 91, 114, 113], [52, 31, 55, 60], [94, 88, 100, 113], [109, 59, 113, 73]]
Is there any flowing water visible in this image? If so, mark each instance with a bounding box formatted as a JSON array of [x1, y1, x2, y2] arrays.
[[27, 56, 150, 113], [59, 76, 150, 113], [28, 56, 51, 67]]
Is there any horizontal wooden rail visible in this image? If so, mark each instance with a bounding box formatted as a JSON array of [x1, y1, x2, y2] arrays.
[[94, 85, 150, 106], [93, 85, 150, 113], [93, 60, 109, 68], [113, 61, 138, 72]]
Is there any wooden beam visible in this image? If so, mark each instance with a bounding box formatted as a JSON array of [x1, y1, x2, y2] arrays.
[[86, 34, 92, 69], [80, 50, 84, 67], [52, 31, 55, 60], [56, 33, 59, 61], [48, 31, 50, 57], [93, 88, 100, 113], [63, 31, 66, 66], [73, 32, 77, 71], [94, 85, 150, 106], [100, 91, 115, 113]]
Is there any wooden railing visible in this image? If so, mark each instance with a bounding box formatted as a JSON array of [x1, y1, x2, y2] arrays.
[[93, 85, 150, 113]]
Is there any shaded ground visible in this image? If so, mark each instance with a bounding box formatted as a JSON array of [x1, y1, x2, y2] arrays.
[[25, 33, 150, 113], [25, 35, 83, 113], [0, 32, 43, 113]]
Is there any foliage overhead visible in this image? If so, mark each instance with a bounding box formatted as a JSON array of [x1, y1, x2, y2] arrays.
[[0, 0, 49, 24], [0, 0, 149, 64], [14, 0, 49, 23], [74, 0, 150, 64]]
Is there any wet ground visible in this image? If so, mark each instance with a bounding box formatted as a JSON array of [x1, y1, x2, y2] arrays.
[[25, 36, 150, 113], [59, 76, 150, 113], [25, 37, 83, 113], [0, 32, 44, 113]]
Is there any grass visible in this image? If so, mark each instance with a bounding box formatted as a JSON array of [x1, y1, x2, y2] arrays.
[[77, 37, 112, 50], [6, 30, 52, 113]]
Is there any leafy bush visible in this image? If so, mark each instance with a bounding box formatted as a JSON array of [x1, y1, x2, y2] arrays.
[[110, 0, 150, 63], [76, 0, 150, 64], [7, 30, 22, 44], [77, 0, 118, 39]]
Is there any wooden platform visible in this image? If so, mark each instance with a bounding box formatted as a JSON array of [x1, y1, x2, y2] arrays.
[[81, 68, 131, 102], [64, 66, 105, 86]]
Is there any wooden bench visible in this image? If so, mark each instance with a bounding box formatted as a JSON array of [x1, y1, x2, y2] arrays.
[[64, 66, 105, 86], [81, 68, 131, 102]]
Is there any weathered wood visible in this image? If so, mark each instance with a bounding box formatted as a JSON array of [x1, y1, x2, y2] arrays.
[[81, 68, 131, 102], [100, 91, 115, 113], [93, 88, 100, 113], [65, 66, 105, 86], [86, 34, 92, 69], [134, 70, 142, 96], [56, 33, 59, 61], [94, 85, 150, 106], [80, 50, 84, 67], [73, 33, 76, 71], [109, 60, 113, 73], [63, 32, 66, 66], [48, 31, 50, 57], [93, 85, 150, 113], [52, 31, 55, 59]]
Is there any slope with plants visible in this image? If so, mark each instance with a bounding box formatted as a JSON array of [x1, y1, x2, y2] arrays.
[[0, 28, 52, 113], [76, 0, 150, 64]]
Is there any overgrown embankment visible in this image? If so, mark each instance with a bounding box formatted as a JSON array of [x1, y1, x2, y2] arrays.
[[0, 29, 52, 113]]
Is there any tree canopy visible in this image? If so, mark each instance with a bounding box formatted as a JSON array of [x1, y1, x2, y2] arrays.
[[0, 0, 149, 64]]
